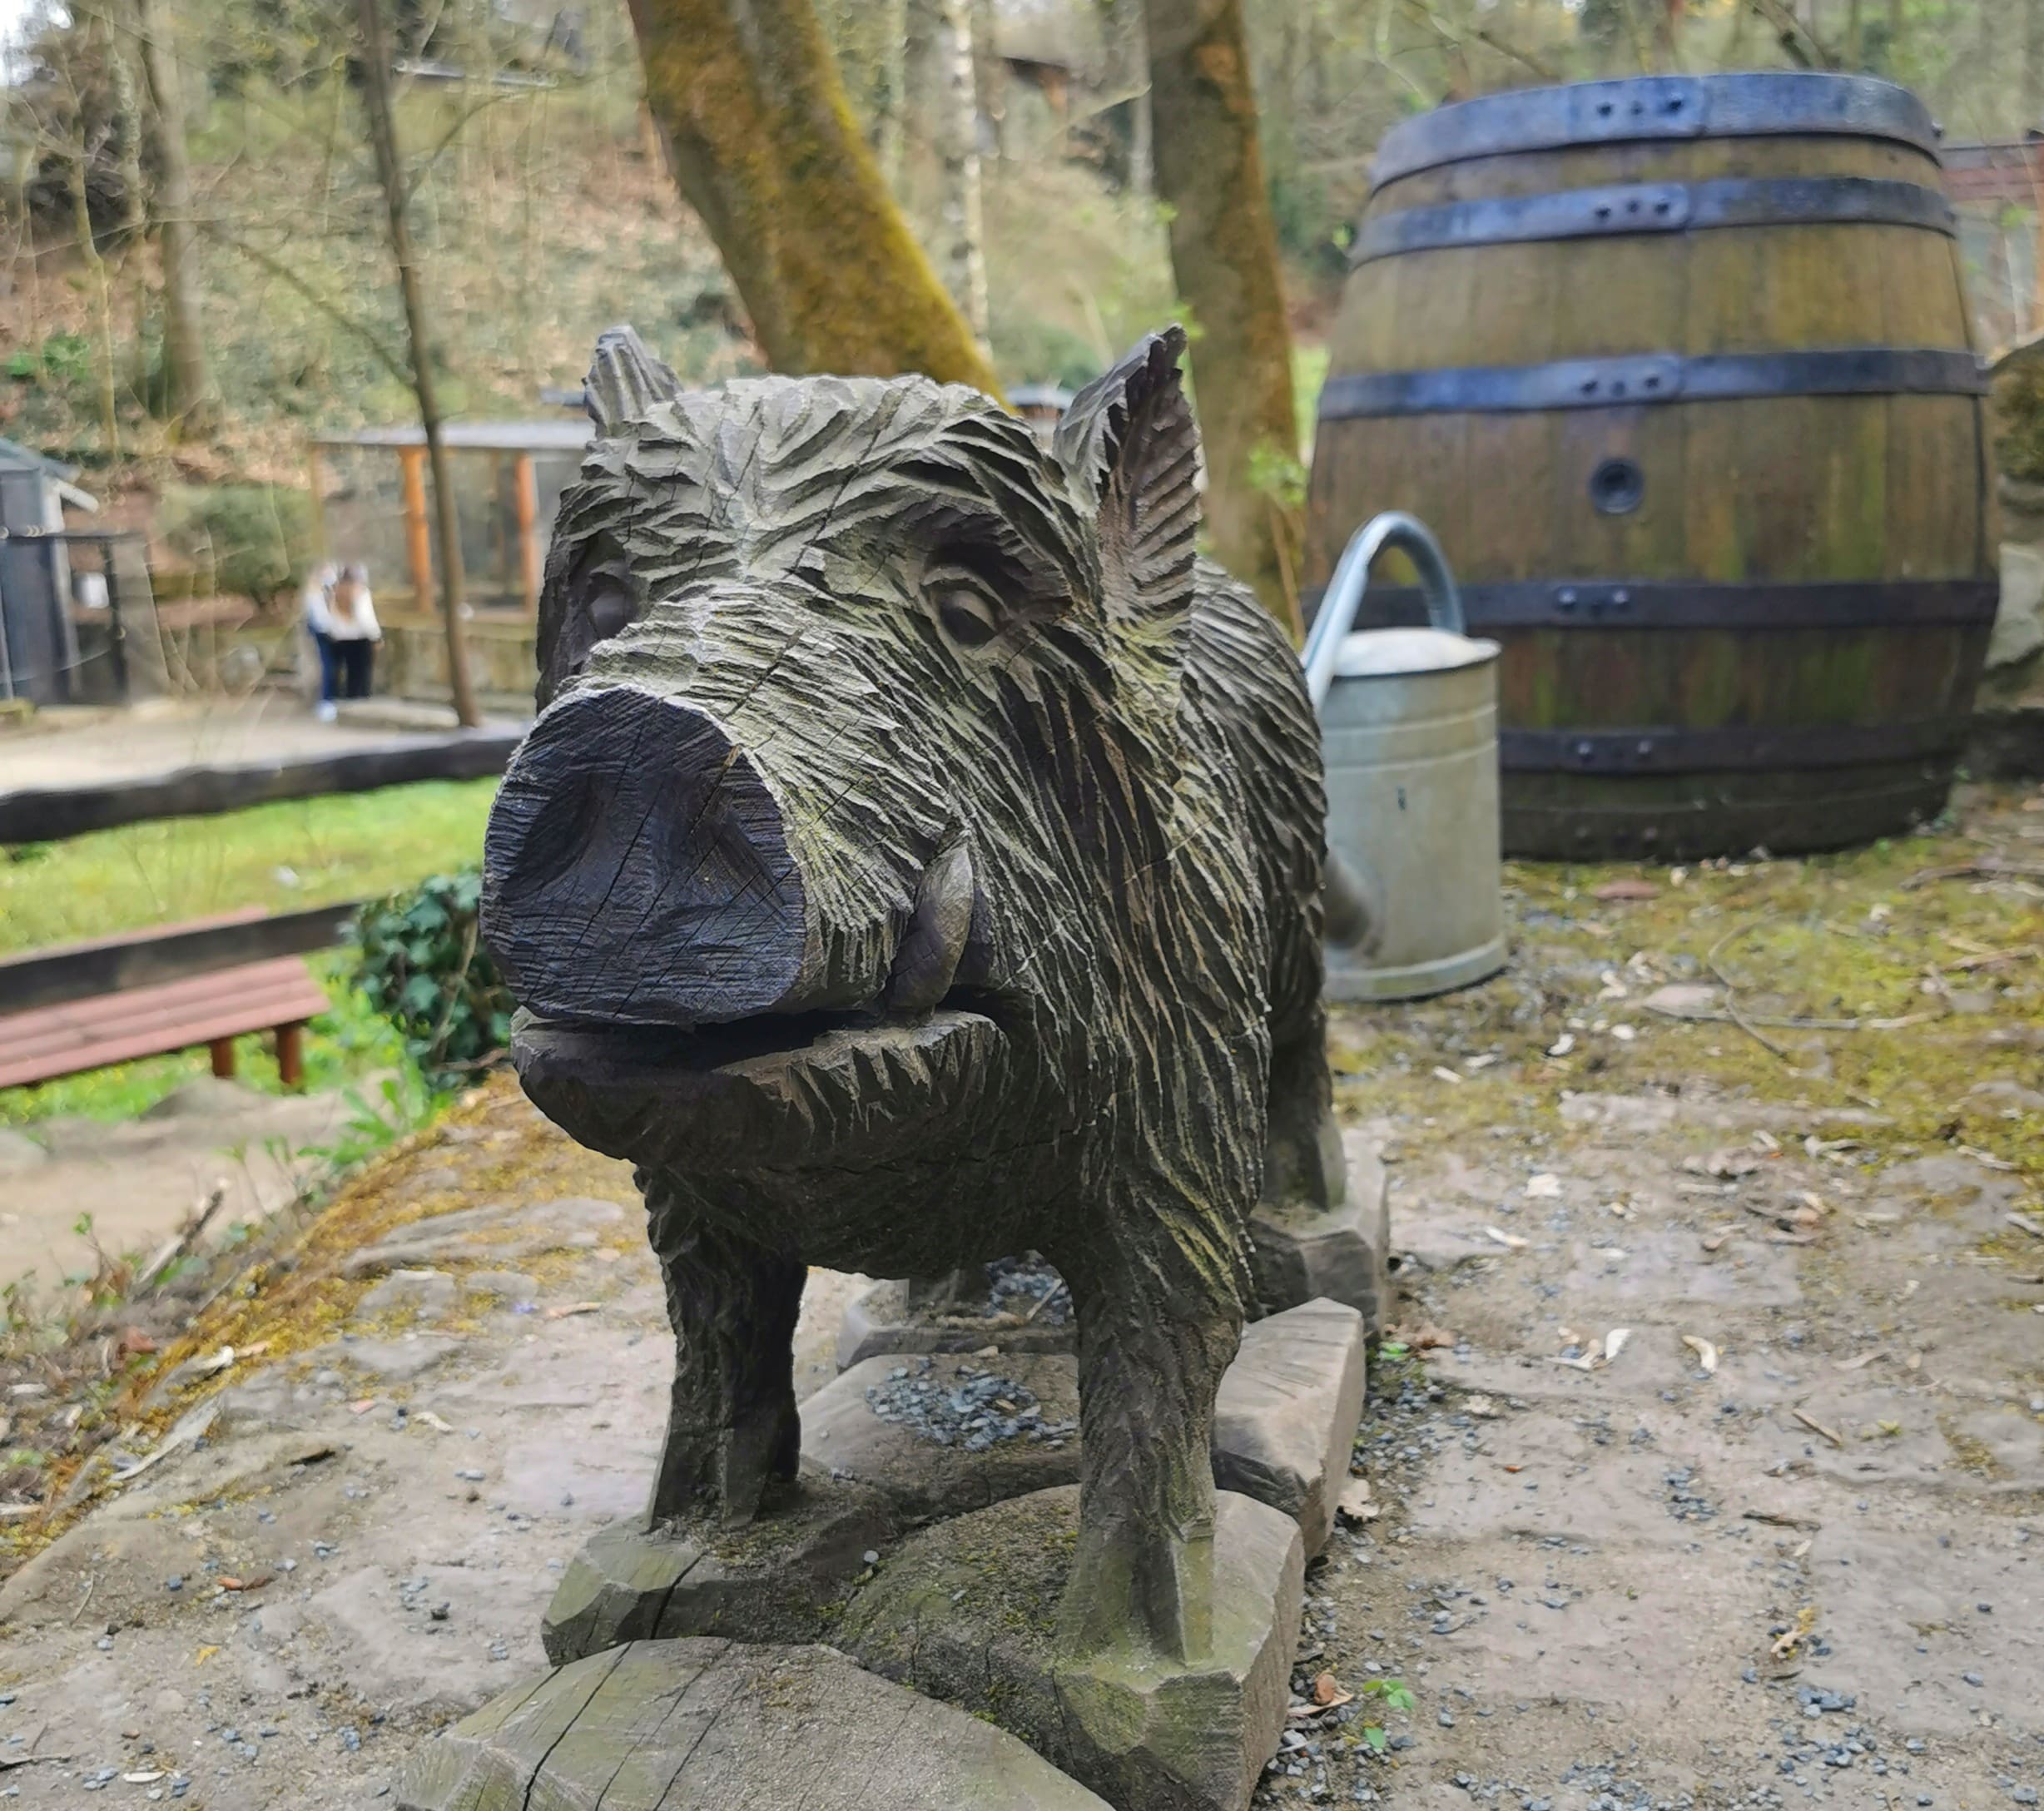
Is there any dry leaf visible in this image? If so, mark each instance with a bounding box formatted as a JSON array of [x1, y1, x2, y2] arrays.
[[194, 1645, 219, 1665], [1547, 1033, 1576, 1057], [543, 1302, 603, 1320], [219, 1574, 270, 1592], [1682, 1334, 1719, 1375], [1431, 1065, 1463, 1084], [1464, 1395, 1498, 1418], [1701, 1231, 1730, 1253], [1526, 1173, 1562, 1199], [1406, 1323, 1456, 1350], [117, 1328, 157, 1357], [1593, 879, 1661, 901], [1311, 1671, 1354, 1709], [414, 1410, 455, 1434], [1603, 1327, 1633, 1363], [1834, 1352, 1881, 1372], [1770, 1605, 1818, 1659], [1335, 1477, 1378, 1525], [1485, 1226, 1528, 1250], [2007, 1212, 2044, 1240]]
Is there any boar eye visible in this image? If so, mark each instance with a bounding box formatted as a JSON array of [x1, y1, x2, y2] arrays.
[[586, 575, 637, 644], [931, 584, 1000, 651]]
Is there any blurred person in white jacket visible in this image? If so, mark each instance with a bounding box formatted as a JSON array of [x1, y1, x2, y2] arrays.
[[327, 563, 382, 703], [301, 562, 340, 721]]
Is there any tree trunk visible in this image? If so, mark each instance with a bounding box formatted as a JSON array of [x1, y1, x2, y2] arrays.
[[136, 0, 216, 437], [626, 0, 998, 389], [2028, 0, 2044, 130], [1141, 0, 1302, 638], [102, 7, 147, 249], [935, 0, 990, 347], [1097, 0, 1152, 191], [65, 129, 121, 459], [356, 0, 480, 729]]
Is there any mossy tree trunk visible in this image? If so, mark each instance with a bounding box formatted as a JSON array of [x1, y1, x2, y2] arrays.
[[1141, 0, 1302, 639], [627, 0, 999, 391], [136, 0, 216, 438]]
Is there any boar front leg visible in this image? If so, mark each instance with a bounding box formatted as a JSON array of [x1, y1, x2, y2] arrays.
[[1058, 1224, 1243, 1665], [642, 1178, 804, 1527]]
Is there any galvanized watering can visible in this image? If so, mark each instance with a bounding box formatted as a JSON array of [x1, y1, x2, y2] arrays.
[[1302, 513, 1507, 1002]]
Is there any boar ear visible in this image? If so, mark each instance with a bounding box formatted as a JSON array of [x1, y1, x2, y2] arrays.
[[585, 325, 684, 436], [1054, 326, 1201, 621]]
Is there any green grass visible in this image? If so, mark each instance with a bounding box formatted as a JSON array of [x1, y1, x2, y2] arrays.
[[1, 779, 498, 1127], [0, 779, 499, 956]]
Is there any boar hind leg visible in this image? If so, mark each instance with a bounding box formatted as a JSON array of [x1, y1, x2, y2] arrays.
[[1260, 1001, 1345, 1215], [1059, 1231, 1243, 1666], [643, 1194, 804, 1528]]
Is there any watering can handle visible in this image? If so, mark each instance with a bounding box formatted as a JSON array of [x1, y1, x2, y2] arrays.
[[1300, 511, 1463, 712]]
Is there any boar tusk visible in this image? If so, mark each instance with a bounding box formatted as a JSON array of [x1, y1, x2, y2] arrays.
[[886, 839, 976, 1016]]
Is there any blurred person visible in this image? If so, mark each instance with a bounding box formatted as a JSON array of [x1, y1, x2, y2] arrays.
[[327, 562, 382, 701], [302, 561, 340, 721]]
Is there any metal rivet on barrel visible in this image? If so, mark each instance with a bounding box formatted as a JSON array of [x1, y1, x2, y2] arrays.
[[1626, 198, 1641, 213], [1598, 101, 1614, 117], [1595, 204, 1612, 219], [1654, 199, 1672, 215], [1613, 588, 1632, 605], [1636, 739, 1653, 757], [1575, 741, 1596, 762], [1557, 588, 1579, 609]]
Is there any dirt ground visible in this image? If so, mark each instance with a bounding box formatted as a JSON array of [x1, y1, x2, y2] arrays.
[[0, 781, 2038, 1809], [0, 1079, 358, 1293]]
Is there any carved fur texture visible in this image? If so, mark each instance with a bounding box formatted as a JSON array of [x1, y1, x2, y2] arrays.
[[481, 325, 1337, 1666]]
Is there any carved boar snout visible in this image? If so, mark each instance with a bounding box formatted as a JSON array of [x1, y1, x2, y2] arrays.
[[483, 687, 809, 1028]]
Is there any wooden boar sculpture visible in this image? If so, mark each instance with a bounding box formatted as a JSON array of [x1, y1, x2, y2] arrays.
[[480, 325, 1342, 1667]]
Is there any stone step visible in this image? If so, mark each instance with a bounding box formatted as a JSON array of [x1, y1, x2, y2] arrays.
[[398, 1637, 1112, 1810]]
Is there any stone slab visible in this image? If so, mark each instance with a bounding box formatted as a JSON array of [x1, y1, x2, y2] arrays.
[[801, 1352, 1082, 1518], [1247, 1131, 1392, 1333], [840, 1485, 1304, 1811], [540, 1471, 895, 1665], [837, 1277, 1076, 1370], [1211, 1297, 1367, 1556], [398, 1638, 1114, 1811]]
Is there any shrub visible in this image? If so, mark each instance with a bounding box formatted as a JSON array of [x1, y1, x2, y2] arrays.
[[1993, 351, 2044, 484], [353, 871, 513, 1091], [160, 483, 315, 606]]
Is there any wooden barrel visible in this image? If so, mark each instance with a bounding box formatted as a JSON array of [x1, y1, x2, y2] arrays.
[[1304, 72, 1997, 860]]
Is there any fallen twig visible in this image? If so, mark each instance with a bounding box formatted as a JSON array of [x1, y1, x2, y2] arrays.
[[1899, 858, 2044, 891], [1792, 1408, 1843, 1448], [139, 1183, 229, 1290]]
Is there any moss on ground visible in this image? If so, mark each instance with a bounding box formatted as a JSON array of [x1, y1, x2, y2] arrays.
[[1330, 782, 2043, 1235]]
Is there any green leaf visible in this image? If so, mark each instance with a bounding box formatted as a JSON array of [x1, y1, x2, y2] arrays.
[[1362, 1726, 1387, 1754]]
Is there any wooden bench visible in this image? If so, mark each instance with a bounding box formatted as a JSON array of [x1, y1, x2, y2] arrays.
[[0, 925, 335, 1092]]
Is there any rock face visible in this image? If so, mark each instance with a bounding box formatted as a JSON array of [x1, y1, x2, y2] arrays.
[[398, 1639, 1114, 1811], [839, 1486, 1303, 1811], [1211, 1298, 1367, 1556], [1248, 1133, 1392, 1333]]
